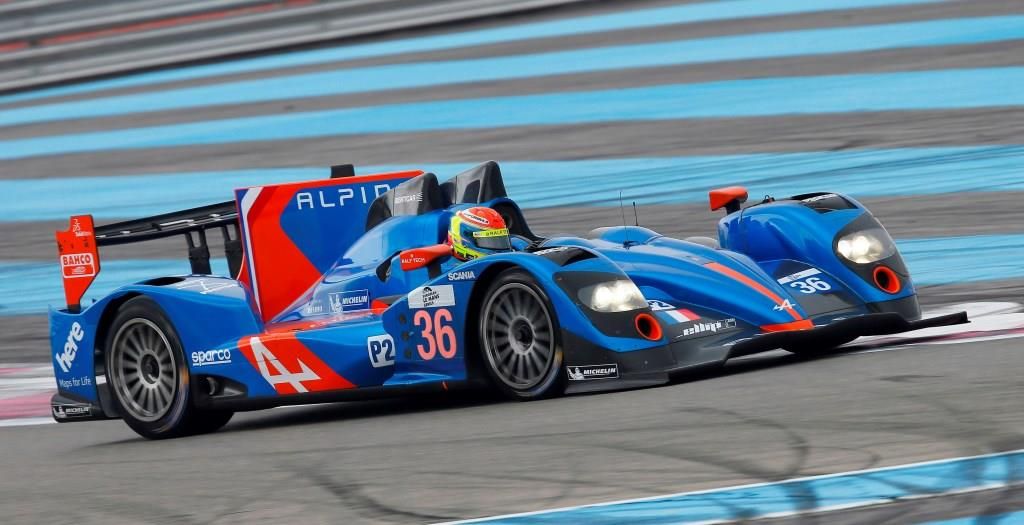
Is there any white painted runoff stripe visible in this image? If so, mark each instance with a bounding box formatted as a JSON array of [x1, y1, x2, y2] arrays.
[[0, 417, 55, 428]]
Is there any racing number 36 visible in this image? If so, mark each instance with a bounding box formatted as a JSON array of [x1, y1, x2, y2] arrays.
[[414, 308, 457, 360], [789, 277, 832, 294]]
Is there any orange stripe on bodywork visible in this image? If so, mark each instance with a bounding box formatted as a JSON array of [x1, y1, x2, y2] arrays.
[[761, 319, 814, 332], [235, 332, 355, 395], [704, 262, 802, 321]]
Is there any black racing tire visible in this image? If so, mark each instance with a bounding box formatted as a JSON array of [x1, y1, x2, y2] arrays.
[[104, 296, 233, 439], [478, 269, 566, 400], [190, 410, 234, 434]]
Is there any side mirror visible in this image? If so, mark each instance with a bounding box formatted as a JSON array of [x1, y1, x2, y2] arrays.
[[709, 186, 748, 214], [399, 244, 452, 271]]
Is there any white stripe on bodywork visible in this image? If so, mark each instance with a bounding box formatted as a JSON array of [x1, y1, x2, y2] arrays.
[[239, 187, 263, 314], [777, 267, 821, 284]]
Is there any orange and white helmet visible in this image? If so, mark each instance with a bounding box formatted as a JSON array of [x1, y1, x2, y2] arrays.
[[448, 207, 512, 261]]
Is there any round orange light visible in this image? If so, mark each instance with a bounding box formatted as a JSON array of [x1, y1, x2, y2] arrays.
[[873, 265, 902, 294], [634, 312, 663, 341]]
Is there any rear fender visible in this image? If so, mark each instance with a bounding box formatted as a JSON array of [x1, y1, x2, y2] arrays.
[[50, 276, 262, 410]]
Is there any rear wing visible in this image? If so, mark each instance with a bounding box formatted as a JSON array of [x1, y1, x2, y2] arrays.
[[94, 200, 243, 276], [55, 201, 242, 313], [55, 164, 360, 313]]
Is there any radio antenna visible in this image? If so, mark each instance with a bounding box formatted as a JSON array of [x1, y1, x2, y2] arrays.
[[633, 201, 639, 226], [619, 191, 630, 248]]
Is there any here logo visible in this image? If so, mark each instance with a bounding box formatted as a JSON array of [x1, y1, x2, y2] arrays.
[[55, 322, 85, 374]]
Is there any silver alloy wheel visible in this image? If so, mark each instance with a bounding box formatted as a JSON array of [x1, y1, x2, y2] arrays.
[[482, 282, 555, 390], [109, 318, 178, 422]]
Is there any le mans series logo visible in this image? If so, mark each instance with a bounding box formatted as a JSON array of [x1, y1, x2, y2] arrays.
[[408, 285, 455, 309]]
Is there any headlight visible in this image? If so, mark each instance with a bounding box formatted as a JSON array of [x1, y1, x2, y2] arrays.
[[836, 228, 896, 264], [578, 280, 647, 312]]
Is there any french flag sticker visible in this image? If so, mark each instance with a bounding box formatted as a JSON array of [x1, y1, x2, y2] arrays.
[[665, 308, 700, 324]]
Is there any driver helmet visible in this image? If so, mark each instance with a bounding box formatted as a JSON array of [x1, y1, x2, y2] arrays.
[[448, 207, 512, 261]]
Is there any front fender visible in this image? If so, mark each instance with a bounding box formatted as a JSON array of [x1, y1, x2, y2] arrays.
[[381, 250, 664, 387], [718, 194, 917, 315]]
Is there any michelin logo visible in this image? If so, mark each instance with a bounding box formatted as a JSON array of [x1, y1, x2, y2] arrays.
[[567, 364, 619, 381], [329, 289, 370, 313], [52, 404, 90, 419]]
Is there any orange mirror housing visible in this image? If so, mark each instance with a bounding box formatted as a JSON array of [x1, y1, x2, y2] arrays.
[[709, 186, 749, 213], [399, 244, 452, 271]]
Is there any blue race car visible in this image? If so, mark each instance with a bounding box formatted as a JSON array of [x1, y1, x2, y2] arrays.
[[49, 161, 966, 438]]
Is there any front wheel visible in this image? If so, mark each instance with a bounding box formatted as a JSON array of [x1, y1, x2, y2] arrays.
[[478, 269, 566, 400], [105, 296, 233, 439]]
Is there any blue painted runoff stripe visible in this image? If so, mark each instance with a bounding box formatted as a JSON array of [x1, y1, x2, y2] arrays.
[[922, 510, 1024, 525], [0, 0, 946, 106], [448, 449, 1024, 524], [3, 146, 1023, 220], [3, 234, 1023, 316], [5, 66, 1024, 160], [5, 14, 1020, 127]]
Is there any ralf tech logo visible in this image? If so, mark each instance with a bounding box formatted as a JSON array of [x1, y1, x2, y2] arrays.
[[55, 322, 85, 373]]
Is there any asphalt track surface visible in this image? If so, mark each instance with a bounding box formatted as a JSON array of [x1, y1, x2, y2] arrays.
[[1, 337, 1022, 524], [2, 0, 1024, 523]]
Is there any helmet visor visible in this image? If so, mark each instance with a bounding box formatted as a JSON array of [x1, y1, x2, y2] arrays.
[[473, 228, 512, 251]]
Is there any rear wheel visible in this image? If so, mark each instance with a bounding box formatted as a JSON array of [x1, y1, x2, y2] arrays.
[[105, 296, 233, 439], [478, 269, 565, 400]]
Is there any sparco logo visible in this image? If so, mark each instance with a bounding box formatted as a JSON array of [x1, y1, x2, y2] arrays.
[[681, 318, 737, 337], [55, 322, 85, 373], [394, 193, 423, 204], [191, 349, 231, 367]]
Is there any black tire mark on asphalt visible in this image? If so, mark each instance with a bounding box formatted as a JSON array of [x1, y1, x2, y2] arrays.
[[290, 462, 456, 524]]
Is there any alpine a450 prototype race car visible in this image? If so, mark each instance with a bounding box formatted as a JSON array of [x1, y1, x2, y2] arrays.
[[49, 161, 967, 438]]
